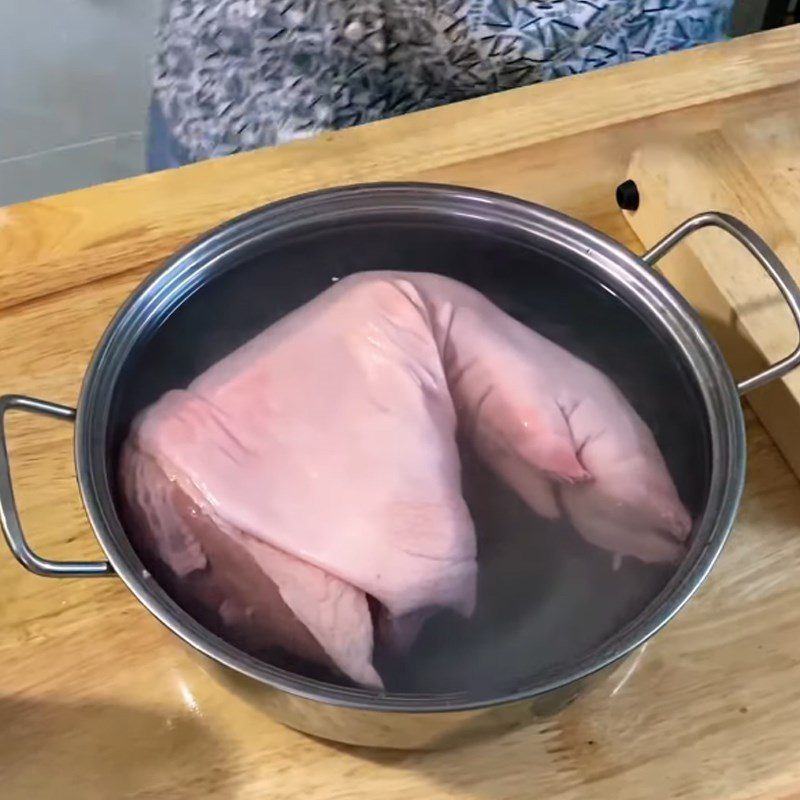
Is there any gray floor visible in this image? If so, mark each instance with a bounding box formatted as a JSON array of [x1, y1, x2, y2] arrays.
[[0, 0, 767, 208], [0, 0, 159, 206]]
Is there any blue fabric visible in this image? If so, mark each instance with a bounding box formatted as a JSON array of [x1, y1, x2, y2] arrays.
[[146, 99, 191, 172], [149, 0, 733, 169]]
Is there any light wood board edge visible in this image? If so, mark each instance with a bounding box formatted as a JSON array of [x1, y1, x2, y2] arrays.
[[624, 125, 800, 478]]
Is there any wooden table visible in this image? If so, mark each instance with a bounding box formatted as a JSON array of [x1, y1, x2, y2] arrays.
[[2, 26, 800, 800]]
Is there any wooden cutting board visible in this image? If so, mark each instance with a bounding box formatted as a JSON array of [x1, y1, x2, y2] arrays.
[[623, 110, 800, 478]]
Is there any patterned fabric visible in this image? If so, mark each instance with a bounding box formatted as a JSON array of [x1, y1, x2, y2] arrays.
[[154, 0, 733, 162]]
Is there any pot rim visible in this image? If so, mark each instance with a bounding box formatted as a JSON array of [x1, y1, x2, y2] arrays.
[[74, 182, 746, 712]]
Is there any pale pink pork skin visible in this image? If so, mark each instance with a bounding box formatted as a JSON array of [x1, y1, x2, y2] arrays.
[[121, 272, 691, 688]]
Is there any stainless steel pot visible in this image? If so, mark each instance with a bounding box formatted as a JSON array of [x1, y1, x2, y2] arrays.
[[2, 184, 799, 749]]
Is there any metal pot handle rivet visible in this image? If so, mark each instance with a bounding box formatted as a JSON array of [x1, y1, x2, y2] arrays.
[[0, 395, 114, 577], [641, 211, 800, 396]]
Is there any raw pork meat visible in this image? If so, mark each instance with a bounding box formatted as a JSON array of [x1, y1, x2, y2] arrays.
[[121, 272, 690, 687], [412, 274, 692, 565]]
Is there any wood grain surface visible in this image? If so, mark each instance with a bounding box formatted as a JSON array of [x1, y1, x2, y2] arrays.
[[1, 27, 800, 800], [625, 112, 800, 480]]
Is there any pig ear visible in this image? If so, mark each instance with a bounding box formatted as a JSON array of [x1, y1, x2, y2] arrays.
[[561, 484, 689, 565], [510, 400, 591, 485], [121, 445, 208, 577], [485, 452, 562, 519], [248, 546, 383, 689], [378, 606, 435, 653]]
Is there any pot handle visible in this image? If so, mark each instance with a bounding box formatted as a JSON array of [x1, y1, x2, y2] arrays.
[[0, 395, 114, 577], [642, 211, 800, 396]]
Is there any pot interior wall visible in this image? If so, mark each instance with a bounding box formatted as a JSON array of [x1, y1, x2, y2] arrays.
[[107, 209, 711, 697]]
